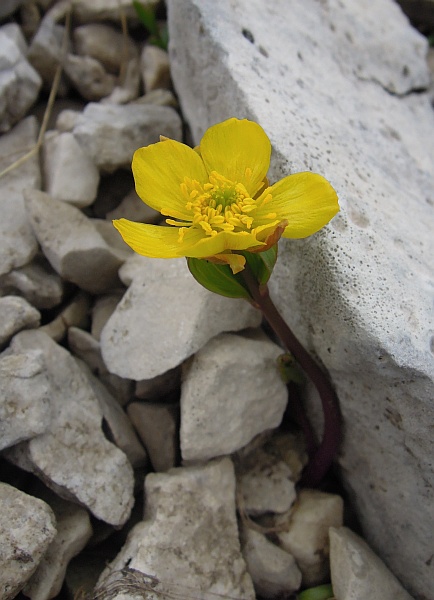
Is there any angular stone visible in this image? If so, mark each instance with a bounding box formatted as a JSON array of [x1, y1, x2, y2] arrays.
[[72, 102, 182, 172], [0, 117, 40, 276], [4, 330, 134, 526], [0, 25, 42, 132], [76, 357, 147, 468], [0, 255, 64, 310], [27, 16, 70, 94], [24, 190, 124, 294], [241, 526, 302, 598], [0, 483, 56, 600], [0, 296, 40, 349], [23, 492, 92, 600], [180, 332, 287, 461], [68, 325, 133, 406], [167, 2, 434, 597], [236, 438, 298, 516], [127, 401, 179, 472], [43, 131, 99, 208], [91, 292, 124, 340], [101, 256, 262, 380], [97, 458, 255, 600], [141, 45, 171, 92], [0, 350, 50, 450], [329, 527, 413, 600], [64, 53, 116, 101], [276, 489, 344, 586], [73, 23, 138, 74]]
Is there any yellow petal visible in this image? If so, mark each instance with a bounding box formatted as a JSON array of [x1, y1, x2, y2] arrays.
[[199, 118, 271, 197], [132, 139, 208, 220], [186, 229, 265, 259], [254, 172, 339, 238], [206, 252, 246, 274], [113, 219, 204, 258]]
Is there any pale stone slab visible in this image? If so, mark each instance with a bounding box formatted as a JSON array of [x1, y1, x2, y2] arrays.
[[0, 296, 40, 349], [97, 458, 255, 600], [329, 527, 413, 600], [23, 492, 92, 600], [276, 490, 344, 586], [24, 189, 124, 294], [0, 350, 50, 450], [73, 102, 182, 172], [167, 1, 434, 597], [0, 483, 56, 600], [43, 131, 99, 207], [0, 117, 40, 275], [5, 330, 135, 526], [180, 333, 288, 462], [101, 257, 262, 380], [241, 526, 302, 598]]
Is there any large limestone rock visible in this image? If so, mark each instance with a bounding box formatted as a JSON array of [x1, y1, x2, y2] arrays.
[[167, 1, 434, 598]]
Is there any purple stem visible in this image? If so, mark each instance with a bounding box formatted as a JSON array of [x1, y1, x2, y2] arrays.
[[241, 267, 342, 486]]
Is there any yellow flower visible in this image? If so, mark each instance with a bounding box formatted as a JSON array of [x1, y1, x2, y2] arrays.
[[114, 118, 339, 274]]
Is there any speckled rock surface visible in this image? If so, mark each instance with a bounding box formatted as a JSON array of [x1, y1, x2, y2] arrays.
[[97, 458, 255, 600], [0, 483, 56, 600], [167, 1, 434, 597]]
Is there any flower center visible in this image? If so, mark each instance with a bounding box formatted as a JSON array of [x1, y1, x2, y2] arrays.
[[167, 170, 260, 238]]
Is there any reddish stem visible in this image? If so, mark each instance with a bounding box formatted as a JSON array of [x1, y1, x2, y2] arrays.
[[241, 267, 341, 486]]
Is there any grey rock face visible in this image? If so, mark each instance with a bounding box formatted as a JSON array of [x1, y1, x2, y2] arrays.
[[63, 53, 116, 101], [167, 1, 434, 597], [0, 350, 50, 450], [0, 117, 40, 276], [73, 23, 138, 74], [97, 458, 255, 600], [5, 330, 135, 526], [24, 189, 124, 294], [180, 333, 288, 462], [329, 527, 413, 600], [72, 102, 182, 172], [27, 16, 69, 94], [101, 256, 262, 380], [0, 483, 56, 600]]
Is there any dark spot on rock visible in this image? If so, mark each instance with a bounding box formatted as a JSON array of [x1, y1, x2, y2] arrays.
[[242, 28, 254, 44]]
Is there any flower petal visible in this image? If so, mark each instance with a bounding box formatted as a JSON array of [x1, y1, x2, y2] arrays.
[[206, 252, 247, 274], [132, 139, 208, 220], [113, 219, 204, 258], [185, 230, 265, 259], [254, 172, 339, 238], [199, 118, 271, 197]]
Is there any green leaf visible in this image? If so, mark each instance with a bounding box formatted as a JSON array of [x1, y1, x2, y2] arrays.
[[242, 245, 278, 286], [297, 584, 334, 600], [133, 1, 159, 36], [187, 258, 251, 299]]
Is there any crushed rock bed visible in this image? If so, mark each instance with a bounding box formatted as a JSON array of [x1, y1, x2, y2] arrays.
[[0, 1, 432, 599]]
